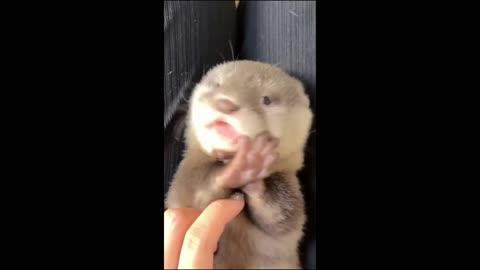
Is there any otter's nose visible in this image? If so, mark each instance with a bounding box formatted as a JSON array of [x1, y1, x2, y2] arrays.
[[214, 98, 239, 114]]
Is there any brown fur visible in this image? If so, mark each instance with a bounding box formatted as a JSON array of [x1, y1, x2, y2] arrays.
[[166, 60, 313, 269]]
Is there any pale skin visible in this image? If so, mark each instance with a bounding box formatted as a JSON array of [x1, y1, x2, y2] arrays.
[[164, 134, 279, 269], [164, 195, 245, 269]]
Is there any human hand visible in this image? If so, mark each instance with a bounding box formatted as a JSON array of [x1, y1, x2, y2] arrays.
[[164, 193, 245, 269]]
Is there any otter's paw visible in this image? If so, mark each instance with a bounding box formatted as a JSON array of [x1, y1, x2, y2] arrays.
[[216, 132, 279, 189]]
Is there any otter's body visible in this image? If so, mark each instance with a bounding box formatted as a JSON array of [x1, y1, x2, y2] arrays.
[[166, 60, 313, 269]]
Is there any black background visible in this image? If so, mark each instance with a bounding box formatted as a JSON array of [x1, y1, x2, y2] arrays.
[[2, 1, 474, 268]]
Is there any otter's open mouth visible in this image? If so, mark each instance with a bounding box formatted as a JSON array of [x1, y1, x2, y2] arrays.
[[208, 120, 240, 141]]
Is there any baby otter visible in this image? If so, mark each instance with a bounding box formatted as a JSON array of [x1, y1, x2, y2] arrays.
[[166, 60, 313, 269]]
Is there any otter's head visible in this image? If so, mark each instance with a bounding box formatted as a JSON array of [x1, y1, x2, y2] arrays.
[[185, 60, 313, 159]]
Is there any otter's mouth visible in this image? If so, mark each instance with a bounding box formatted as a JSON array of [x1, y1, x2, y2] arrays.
[[208, 120, 240, 142]]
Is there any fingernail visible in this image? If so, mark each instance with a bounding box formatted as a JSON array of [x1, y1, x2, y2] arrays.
[[230, 192, 244, 200]]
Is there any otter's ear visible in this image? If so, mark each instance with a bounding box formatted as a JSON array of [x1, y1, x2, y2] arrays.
[[295, 80, 311, 107]]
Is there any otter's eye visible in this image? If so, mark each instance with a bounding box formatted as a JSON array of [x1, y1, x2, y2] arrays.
[[262, 96, 272, 105]]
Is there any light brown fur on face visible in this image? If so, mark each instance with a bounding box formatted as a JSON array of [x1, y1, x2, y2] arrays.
[[166, 60, 313, 269]]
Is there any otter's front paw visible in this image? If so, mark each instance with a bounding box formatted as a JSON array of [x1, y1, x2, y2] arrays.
[[216, 132, 279, 192]]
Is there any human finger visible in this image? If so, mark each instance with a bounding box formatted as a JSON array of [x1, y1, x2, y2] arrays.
[[177, 194, 245, 269], [164, 208, 201, 269]]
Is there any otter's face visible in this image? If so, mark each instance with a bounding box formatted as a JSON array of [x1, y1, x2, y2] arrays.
[[188, 61, 313, 158]]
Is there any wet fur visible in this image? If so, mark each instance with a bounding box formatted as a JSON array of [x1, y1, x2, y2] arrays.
[[166, 61, 313, 269]]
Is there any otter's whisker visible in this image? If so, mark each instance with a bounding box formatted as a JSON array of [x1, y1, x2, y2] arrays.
[[218, 51, 226, 63], [229, 39, 235, 61], [180, 90, 189, 103], [228, 39, 236, 73]]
